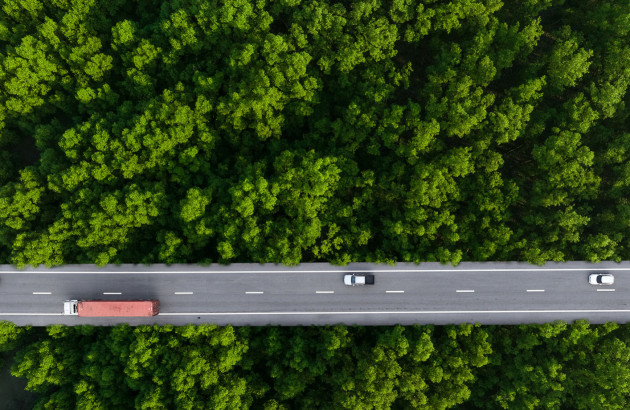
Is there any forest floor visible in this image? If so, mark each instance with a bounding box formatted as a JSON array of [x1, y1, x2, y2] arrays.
[[12, 135, 40, 168], [0, 353, 38, 410]]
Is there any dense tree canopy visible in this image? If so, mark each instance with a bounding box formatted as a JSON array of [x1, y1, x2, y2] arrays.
[[0, 0, 629, 267], [3, 320, 630, 408]]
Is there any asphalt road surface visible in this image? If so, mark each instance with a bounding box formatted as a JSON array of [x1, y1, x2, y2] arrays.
[[0, 261, 629, 326]]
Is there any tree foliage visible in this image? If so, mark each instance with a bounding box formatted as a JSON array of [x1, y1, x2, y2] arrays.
[[0, 0, 628, 266], [3, 320, 630, 408]]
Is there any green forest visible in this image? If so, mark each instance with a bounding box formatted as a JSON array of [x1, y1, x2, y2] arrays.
[[1, 0, 630, 267], [2, 320, 630, 409], [2, 0, 630, 408]]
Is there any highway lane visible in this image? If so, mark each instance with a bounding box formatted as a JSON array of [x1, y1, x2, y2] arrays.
[[0, 261, 629, 326]]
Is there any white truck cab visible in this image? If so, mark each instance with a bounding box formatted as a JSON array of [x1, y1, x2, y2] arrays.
[[63, 300, 79, 315]]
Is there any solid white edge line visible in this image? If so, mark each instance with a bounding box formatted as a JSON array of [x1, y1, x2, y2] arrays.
[[315, 291, 334, 294], [157, 309, 630, 316], [526, 289, 545, 292], [3, 268, 630, 274], [596, 289, 615, 292], [103, 292, 122, 295], [2, 309, 630, 317], [245, 291, 264, 294], [456, 290, 475, 293], [32, 292, 52, 295], [174, 292, 194, 295], [385, 290, 405, 293], [0, 313, 63, 316]]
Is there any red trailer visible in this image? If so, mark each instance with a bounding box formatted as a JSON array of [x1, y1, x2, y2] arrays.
[[64, 300, 159, 317]]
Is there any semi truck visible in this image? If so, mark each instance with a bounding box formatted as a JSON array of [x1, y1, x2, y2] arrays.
[[344, 274, 375, 286], [63, 300, 159, 317]]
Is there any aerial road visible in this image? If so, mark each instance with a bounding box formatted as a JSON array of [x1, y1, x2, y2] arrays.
[[0, 261, 629, 326]]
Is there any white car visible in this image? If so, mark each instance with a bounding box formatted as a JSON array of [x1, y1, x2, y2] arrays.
[[344, 274, 375, 286], [589, 273, 614, 285]]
